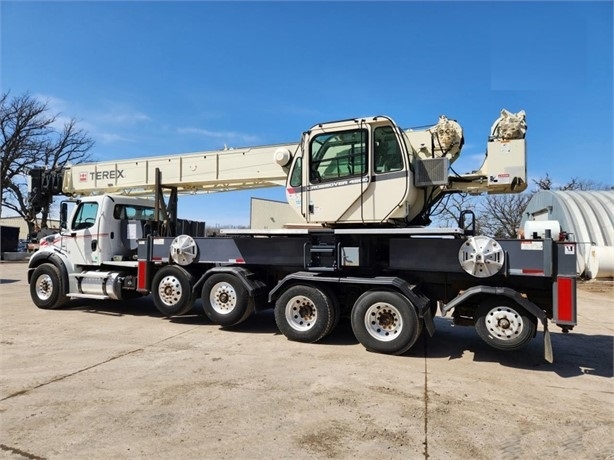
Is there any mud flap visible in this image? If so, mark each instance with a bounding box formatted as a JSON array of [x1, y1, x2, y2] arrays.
[[542, 318, 553, 364], [423, 305, 436, 337]]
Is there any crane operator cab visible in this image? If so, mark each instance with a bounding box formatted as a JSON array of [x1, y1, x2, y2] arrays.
[[285, 115, 459, 226], [284, 111, 527, 227]]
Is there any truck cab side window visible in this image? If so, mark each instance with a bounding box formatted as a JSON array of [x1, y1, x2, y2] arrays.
[[113, 204, 155, 221], [72, 202, 99, 230]]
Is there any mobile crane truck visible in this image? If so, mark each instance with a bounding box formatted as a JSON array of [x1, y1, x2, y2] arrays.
[[26, 109, 577, 362]]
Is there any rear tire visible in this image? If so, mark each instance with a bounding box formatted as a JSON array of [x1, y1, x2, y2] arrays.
[[474, 298, 537, 351], [351, 290, 421, 355], [30, 263, 68, 310], [274, 285, 335, 343], [201, 273, 253, 326], [324, 286, 341, 338], [151, 265, 195, 317]]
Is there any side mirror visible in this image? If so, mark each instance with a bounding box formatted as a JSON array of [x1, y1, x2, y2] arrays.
[[60, 202, 68, 230], [459, 210, 476, 236]]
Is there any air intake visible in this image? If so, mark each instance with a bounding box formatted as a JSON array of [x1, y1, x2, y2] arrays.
[[414, 158, 449, 187]]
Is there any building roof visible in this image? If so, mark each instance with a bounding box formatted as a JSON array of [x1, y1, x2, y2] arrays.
[[521, 190, 614, 277]]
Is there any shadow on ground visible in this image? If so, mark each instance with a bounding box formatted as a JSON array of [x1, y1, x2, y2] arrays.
[[0, 279, 20, 284], [408, 317, 613, 379], [64, 295, 164, 318], [59, 296, 612, 378]]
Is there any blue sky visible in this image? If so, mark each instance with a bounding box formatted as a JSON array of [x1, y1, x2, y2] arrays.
[[2, 1, 612, 226]]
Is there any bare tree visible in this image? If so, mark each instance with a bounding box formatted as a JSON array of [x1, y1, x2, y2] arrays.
[[1, 93, 53, 204], [1, 92, 94, 235], [476, 174, 613, 238], [532, 174, 553, 191], [432, 192, 484, 233], [533, 173, 612, 191], [477, 193, 533, 238]]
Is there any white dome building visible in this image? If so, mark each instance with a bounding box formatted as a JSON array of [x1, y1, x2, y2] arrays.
[[520, 190, 614, 279]]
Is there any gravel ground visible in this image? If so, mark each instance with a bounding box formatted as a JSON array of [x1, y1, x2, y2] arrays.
[[1, 261, 612, 459]]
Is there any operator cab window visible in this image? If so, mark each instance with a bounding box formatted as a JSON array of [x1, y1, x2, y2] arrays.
[[289, 157, 302, 188], [71, 202, 99, 230], [309, 129, 367, 183], [374, 126, 403, 173]]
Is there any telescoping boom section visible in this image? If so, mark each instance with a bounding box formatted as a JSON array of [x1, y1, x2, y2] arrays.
[[26, 109, 577, 362], [61, 143, 298, 196]]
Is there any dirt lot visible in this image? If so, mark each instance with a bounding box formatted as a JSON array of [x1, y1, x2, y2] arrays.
[[1, 261, 612, 459]]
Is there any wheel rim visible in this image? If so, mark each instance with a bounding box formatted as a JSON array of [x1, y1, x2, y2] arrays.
[[364, 302, 403, 342], [209, 282, 237, 315], [157, 275, 183, 307], [285, 295, 317, 331], [484, 306, 524, 341], [35, 274, 54, 301]]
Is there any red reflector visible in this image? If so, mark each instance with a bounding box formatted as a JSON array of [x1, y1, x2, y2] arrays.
[[137, 261, 148, 291], [522, 269, 544, 275], [556, 276, 575, 324]]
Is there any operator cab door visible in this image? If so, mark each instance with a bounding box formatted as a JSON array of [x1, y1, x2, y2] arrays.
[[302, 126, 371, 224], [360, 123, 410, 223]]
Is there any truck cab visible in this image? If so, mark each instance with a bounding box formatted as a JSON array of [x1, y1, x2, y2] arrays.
[[55, 195, 156, 267], [28, 195, 157, 308]]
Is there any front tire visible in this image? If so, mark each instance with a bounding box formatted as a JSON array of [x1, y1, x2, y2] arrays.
[[151, 265, 195, 317], [30, 263, 68, 310], [201, 273, 253, 326], [474, 298, 537, 351], [274, 285, 336, 343], [351, 290, 421, 355]]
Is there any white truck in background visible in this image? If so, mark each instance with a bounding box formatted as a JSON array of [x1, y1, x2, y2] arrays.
[[26, 109, 577, 361]]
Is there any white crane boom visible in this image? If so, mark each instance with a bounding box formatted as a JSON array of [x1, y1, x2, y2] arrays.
[[60, 143, 299, 197]]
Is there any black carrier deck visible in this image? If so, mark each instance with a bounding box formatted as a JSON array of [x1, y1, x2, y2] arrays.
[[134, 227, 577, 361], [138, 226, 576, 281]]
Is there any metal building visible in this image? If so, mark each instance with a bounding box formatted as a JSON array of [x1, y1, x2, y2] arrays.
[[520, 190, 614, 278], [250, 198, 304, 230], [0, 217, 60, 241]]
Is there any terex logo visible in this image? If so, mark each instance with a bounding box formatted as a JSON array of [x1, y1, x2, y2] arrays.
[[89, 170, 125, 181]]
